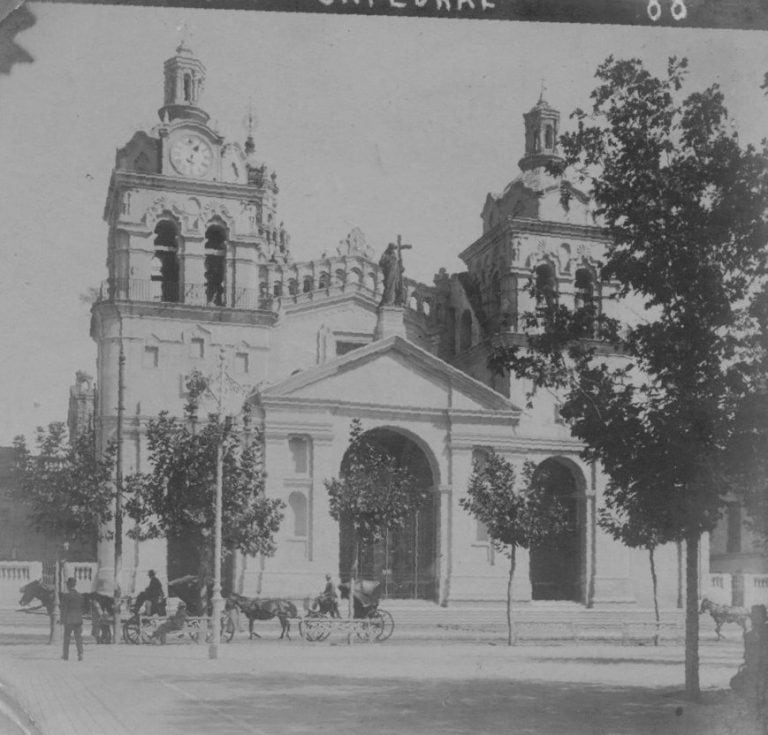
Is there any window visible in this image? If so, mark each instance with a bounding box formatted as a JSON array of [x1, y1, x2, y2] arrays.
[[143, 346, 159, 368], [534, 263, 558, 311], [288, 279, 298, 296], [318, 272, 330, 289], [288, 492, 308, 537], [190, 338, 204, 359], [288, 436, 310, 475], [204, 225, 226, 306], [303, 276, 314, 293], [152, 220, 180, 303], [183, 73, 192, 102], [545, 125, 554, 149], [476, 520, 490, 543], [234, 352, 249, 374], [273, 281, 283, 297]]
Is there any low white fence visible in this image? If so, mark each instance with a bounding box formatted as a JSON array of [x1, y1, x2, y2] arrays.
[[0, 562, 42, 609], [62, 562, 98, 591], [744, 574, 768, 608], [703, 573, 732, 605]]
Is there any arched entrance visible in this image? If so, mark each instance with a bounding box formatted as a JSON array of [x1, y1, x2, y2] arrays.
[[338, 428, 437, 601], [529, 458, 585, 602]]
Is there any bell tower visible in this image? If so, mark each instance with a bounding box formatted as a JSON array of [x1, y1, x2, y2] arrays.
[[158, 42, 210, 125], [518, 91, 563, 173]]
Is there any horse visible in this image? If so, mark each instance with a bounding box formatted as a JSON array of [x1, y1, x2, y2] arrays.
[[18, 579, 115, 644], [700, 597, 749, 640], [226, 593, 298, 640]]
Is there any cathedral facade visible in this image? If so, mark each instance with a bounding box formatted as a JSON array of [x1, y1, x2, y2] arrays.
[[91, 45, 689, 608]]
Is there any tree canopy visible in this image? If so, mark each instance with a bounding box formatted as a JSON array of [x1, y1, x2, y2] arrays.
[[490, 56, 768, 697], [13, 422, 115, 548], [326, 419, 427, 550], [124, 374, 284, 580]]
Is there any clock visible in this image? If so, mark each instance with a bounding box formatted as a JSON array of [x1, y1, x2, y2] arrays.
[[170, 135, 213, 177]]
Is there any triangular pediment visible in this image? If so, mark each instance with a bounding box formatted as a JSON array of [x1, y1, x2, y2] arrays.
[[260, 336, 519, 415]]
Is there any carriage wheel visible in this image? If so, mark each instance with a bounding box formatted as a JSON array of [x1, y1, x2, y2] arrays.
[[122, 621, 141, 645], [354, 619, 376, 642], [139, 618, 156, 645], [375, 609, 394, 642]]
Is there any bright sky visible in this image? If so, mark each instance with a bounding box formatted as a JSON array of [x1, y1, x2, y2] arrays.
[[0, 3, 766, 445]]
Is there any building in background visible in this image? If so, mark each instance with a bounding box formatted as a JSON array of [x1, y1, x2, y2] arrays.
[[86, 43, 758, 609]]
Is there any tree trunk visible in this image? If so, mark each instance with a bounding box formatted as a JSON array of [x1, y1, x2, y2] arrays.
[[507, 547, 516, 646], [649, 546, 659, 647], [685, 532, 700, 700]]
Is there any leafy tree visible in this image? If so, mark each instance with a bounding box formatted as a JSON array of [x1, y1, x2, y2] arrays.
[[491, 57, 768, 698], [325, 420, 427, 616], [598, 494, 673, 646], [13, 422, 115, 549], [460, 452, 570, 646], [124, 373, 284, 609]]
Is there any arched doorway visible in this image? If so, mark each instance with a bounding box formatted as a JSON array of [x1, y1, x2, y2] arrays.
[[338, 428, 437, 601], [529, 458, 584, 602]]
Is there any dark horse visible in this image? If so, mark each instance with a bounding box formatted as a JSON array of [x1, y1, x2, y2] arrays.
[[226, 593, 298, 640], [700, 597, 749, 640], [18, 579, 115, 644]]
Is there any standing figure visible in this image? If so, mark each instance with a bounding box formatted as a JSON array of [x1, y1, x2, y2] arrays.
[[379, 243, 405, 307], [60, 577, 84, 661], [312, 574, 340, 618]]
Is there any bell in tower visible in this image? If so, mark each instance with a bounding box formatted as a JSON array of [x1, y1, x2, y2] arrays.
[[158, 42, 210, 125], [518, 89, 563, 173]]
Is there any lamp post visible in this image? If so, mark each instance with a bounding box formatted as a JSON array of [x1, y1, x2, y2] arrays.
[[208, 349, 226, 660]]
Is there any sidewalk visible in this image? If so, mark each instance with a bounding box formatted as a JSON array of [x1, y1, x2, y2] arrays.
[[0, 612, 761, 735]]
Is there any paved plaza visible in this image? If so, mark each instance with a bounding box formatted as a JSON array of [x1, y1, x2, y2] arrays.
[[0, 610, 761, 735]]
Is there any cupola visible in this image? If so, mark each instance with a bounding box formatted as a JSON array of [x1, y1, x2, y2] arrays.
[[517, 92, 563, 173], [158, 42, 210, 125]]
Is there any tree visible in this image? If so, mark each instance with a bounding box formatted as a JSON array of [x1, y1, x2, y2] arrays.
[[325, 420, 427, 617], [13, 422, 115, 549], [460, 452, 570, 646], [598, 493, 673, 646], [491, 57, 768, 698], [124, 373, 284, 610]]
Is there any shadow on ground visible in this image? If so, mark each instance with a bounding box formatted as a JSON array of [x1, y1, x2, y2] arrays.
[[155, 673, 759, 735]]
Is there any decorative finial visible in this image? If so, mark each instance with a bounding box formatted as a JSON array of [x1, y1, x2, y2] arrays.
[[243, 103, 257, 156], [538, 79, 547, 104]]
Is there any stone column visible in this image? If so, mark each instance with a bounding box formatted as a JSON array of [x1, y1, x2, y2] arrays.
[[437, 484, 452, 606]]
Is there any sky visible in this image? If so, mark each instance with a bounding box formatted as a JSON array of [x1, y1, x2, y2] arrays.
[[0, 3, 766, 445]]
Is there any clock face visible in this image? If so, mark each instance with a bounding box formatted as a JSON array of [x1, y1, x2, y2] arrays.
[[170, 135, 213, 177]]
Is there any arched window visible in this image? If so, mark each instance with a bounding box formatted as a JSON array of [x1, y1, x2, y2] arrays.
[[545, 125, 554, 149], [350, 268, 363, 285], [152, 220, 179, 303], [204, 225, 226, 306], [183, 73, 192, 102], [574, 267, 596, 310], [303, 276, 314, 293], [471, 447, 493, 543], [335, 269, 346, 286], [318, 272, 330, 289], [288, 279, 298, 296], [273, 281, 283, 297], [534, 263, 558, 311], [288, 492, 308, 537], [459, 310, 473, 351], [288, 436, 310, 475]]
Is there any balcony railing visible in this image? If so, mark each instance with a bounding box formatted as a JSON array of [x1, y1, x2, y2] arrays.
[[97, 279, 274, 311]]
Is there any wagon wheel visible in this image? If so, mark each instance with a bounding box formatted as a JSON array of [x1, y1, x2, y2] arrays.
[[300, 616, 332, 642], [354, 618, 376, 642], [374, 609, 394, 642], [122, 620, 141, 645], [139, 618, 157, 644]]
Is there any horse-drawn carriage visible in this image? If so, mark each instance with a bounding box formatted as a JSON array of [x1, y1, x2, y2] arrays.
[[300, 580, 395, 643]]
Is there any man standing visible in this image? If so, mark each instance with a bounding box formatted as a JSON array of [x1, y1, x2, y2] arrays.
[[60, 577, 84, 661]]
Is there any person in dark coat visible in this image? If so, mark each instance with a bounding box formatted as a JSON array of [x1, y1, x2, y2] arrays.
[[145, 570, 166, 615], [60, 577, 84, 661]]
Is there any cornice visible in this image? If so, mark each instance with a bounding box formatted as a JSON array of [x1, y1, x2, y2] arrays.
[[460, 217, 610, 262], [91, 299, 277, 327]]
